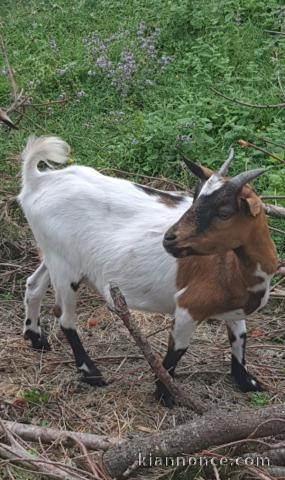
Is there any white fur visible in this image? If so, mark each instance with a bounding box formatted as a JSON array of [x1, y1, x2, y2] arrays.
[[225, 318, 246, 365], [248, 263, 272, 310], [198, 174, 224, 197], [24, 262, 50, 335], [19, 136, 193, 316], [172, 306, 196, 350]]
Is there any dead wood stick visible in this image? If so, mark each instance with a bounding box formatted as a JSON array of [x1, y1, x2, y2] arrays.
[[264, 30, 285, 36], [210, 87, 285, 109], [103, 404, 285, 478], [257, 137, 285, 150], [263, 203, 285, 219], [109, 283, 206, 414], [0, 442, 86, 480], [0, 33, 17, 100], [267, 466, 285, 477], [238, 139, 285, 164], [2, 420, 119, 451], [242, 447, 285, 466]]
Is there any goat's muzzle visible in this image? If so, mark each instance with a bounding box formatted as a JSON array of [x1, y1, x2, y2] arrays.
[[163, 233, 201, 257]]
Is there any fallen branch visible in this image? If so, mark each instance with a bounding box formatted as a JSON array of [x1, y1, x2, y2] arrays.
[[102, 405, 285, 478], [210, 87, 285, 109], [0, 421, 90, 480], [0, 442, 86, 480], [2, 420, 119, 451], [242, 447, 285, 466], [263, 203, 285, 219], [267, 466, 285, 477], [109, 283, 206, 414]]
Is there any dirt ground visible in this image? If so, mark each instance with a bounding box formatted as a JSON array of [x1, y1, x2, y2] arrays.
[[1, 245, 284, 433], [0, 222, 284, 479]]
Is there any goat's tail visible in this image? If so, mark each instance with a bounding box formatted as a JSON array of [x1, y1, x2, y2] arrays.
[[21, 136, 70, 187]]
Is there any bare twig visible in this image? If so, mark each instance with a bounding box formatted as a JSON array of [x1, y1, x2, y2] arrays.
[[0, 442, 89, 480], [238, 139, 285, 164], [210, 87, 285, 109], [0, 33, 17, 100], [1, 421, 119, 451], [269, 226, 285, 236], [258, 137, 285, 150], [263, 203, 285, 219], [261, 195, 285, 200], [273, 49, 285, 100], [267, 466, 285, 477], [264, 30, 285, 36], [109, 283, 206, 414]]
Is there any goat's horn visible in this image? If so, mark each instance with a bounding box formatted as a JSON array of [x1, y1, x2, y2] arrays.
[[217, 147, 234, 176], [230, 168, 266, 190]]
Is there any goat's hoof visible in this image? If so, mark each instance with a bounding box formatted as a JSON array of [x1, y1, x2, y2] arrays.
[[155, 382, 175, 408], [82, 370, 107, 387], [235, 373, 263, 393], [24, 331, 51, 351]]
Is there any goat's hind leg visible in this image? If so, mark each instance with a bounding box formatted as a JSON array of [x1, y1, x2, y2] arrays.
[[24, 262, 51, 350], [226, 319, 262, 392], [58, 283, 106, 387]]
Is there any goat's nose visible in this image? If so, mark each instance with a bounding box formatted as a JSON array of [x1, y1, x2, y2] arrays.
[[164, 231, 177, 244]]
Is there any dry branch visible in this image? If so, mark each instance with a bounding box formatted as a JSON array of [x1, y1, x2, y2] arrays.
[[238, 139, 285, 164], [0, 33, 17, 100], [103, 404, 285, 478], [242, 447, 285, 466], [211, 87, 285, 109], [109, 283, 206, 414], [0, 32, 38, 128], [263, 203, 285, 220], [2, 420, 119, 451], [0, 421, 89, 480], [0, 442, 85, 480]]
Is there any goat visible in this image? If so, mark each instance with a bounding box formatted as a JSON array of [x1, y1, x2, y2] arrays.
[[18, 136, 277, 408]]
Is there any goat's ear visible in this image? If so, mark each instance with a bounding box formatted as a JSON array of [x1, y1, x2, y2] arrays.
[[240, 197, 262, 217], [183, 159, 213, 181]]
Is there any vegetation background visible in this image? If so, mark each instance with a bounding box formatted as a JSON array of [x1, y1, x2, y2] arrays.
[[0, 1, 284, 478], [1, 0, 285, 250]]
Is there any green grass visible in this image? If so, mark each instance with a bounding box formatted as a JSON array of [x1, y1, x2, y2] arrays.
[[4, 1, 284, 255], [1, 0, 285, 184], [250, 391, 270, 407]]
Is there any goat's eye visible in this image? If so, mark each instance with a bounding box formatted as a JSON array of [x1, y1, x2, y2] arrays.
[[217, 211, 232, 220]]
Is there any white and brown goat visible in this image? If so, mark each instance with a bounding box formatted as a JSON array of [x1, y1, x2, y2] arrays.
[[18, 136, 277, 407]]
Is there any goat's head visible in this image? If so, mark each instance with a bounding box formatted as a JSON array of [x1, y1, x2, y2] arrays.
[[163, 150, 266, 257]]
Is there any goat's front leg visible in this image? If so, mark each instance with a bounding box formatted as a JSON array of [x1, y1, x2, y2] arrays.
[[155, 306, 197, 408], [226, 319, 262, 392], [24, 262, 51, 350], [58, 285, 106, 387]]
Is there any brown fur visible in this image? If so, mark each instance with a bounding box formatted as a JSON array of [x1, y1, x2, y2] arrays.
[[173, 178, 277, 322]]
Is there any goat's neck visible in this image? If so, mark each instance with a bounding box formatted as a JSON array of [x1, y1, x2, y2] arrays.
[[235, 215, 277, 283]]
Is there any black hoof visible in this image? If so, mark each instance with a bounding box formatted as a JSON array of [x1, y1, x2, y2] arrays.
[[24, 330, 51, 351], [234, 372, 263, 393], [155, 381, 175, 408], [81, 368, 107, 387]]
